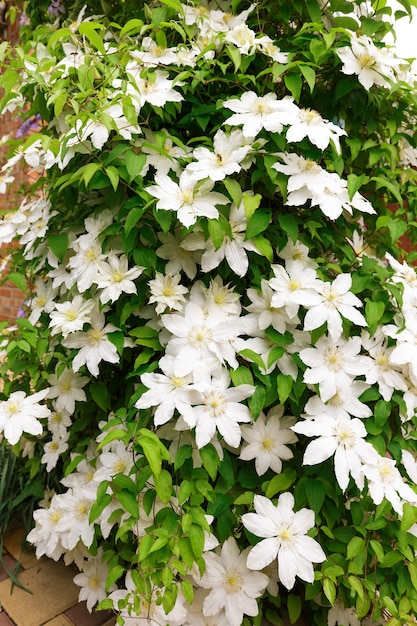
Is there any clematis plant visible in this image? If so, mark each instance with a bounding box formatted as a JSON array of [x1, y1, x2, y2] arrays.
[[2, 0, 417, 624]]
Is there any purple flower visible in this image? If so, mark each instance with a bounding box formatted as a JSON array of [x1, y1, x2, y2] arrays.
[[15, 114, 41, 139], [47, 0, 65, 18]]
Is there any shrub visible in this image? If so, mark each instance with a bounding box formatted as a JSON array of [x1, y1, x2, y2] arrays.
[[2, 0, 417, 624]]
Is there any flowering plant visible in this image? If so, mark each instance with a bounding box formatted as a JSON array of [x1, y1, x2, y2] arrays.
[[2, 0, 417, 624]]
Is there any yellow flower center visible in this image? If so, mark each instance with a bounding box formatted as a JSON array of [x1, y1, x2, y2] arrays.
[[111, 271, 123, 283], [223, 569, 243, 593]]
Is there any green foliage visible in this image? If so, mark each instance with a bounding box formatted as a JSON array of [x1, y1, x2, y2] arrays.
[[2, 0, 417, 624]]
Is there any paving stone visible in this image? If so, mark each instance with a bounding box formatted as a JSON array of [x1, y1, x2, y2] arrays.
[[0, 559, 79, 626], [42, 617, 73, 626], [65, 603, 115, 626], [3, 528, 39, 570], [0, 612, 15, 626]]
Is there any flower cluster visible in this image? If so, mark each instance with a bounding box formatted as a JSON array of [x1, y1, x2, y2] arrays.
[[1, 0, 417, 625]]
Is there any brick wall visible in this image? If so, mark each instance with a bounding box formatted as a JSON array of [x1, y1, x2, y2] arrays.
[[0, 11, 27, 321]]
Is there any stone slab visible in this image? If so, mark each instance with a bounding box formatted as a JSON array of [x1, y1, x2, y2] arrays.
[[3, 527, 40, 570], [0, 558, 79, 626], [43, 617, 73, 626]]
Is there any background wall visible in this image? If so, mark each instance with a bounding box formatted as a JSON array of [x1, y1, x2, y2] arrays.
[[0, 11, 28, 322]]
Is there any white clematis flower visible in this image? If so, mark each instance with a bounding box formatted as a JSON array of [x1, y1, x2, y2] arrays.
[[199, 537, 268, 626], [242, 493, 326, 590], [0, 389, 50, 445], [223, 91, 299, 137]]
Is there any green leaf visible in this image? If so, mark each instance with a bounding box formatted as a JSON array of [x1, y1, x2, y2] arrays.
[[48, 232, 69, 263], [116, 489, 139, 517], [370, 539, 384, 563], [230, 366, 253, 387], [243, 192, 262, 220], [299, 64, 316, 93], [248, 384, 266, 419], [89, 380, 110, 411], [239, 348, 266, 370], [78, 22, 106, 55], [82, 162, 102, 187], [174, 445, 193, 471], [323, 578, 336, 605], [105, 166, 120, 191], [374, 399, 391, 428], [401, 503, 417, 532], [365, 299, 385, 328], [125, 203, 147, 235], [284, 73, 302, 102], [120, 19, 144, 38], [278, 214, 298, 243], [348, 576, 364, 601], [199, 444, 220, 481], [347, 173, 367, 201], [388, 219, 408, 243], [188, 523, 205, 557], [226, 44, 241, 72], [89, 493, 112, 523], [154, 469, 173, 503], [97, 429, 130, 450], [8, 273, 26, 293], [253, 235, 273, 261], [137, 429, 170, 477], [245, 209, 271, 240], [223, 179, 242, 206], [178, 480, 193, 504], [408, 561, 417, 591], [371, 175, 403, 205], [125, 151, 147, 180], [181, 580, 194, 605], [277, 374, 293, 404], [265, 469, 297, 498], [304, 478, 326, 514], [208, 217, 226, 251], [287, 594, 302, 624], [106, 565, 125, 589], [347, 537, 365, 559]]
